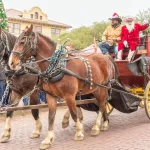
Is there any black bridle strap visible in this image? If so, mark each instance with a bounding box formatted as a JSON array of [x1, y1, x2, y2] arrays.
[[11, 32, 38, 60]]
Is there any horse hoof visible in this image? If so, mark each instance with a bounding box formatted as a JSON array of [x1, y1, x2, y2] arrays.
[[91, 129, 100, 136], [30, 133, 40, 139], [0, 135, 10, 143], [74, 132, 84, 141], [101, 125, 109, 131], [62, 121, 69, 129], [39, 144, 50, 150]]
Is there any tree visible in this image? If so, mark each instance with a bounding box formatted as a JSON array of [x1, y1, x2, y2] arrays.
[[91, 21, 109, 41], [0, 0, 7, 30], [136, 8, 150, 33], [58, 22, 109, 50]]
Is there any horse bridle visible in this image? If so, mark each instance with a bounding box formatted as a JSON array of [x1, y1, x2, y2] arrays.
[[11, 32, 38, 61]]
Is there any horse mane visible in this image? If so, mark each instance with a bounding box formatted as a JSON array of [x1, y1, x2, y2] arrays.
[[38, 33, 56, 49], [2, 30, 17, 50]]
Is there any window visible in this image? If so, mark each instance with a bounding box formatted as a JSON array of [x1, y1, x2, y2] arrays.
[[56, 29, 61, 36], [51, 28, 61, 37], [40, 16, 42, 20], [8, 23, 20, 34], [35, 12, 38, 19], [31, 14, 33, 19], [33, 26, 42, 33]]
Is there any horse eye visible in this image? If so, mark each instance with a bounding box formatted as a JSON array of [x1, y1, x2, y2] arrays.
[[20, 41, 24, 45]]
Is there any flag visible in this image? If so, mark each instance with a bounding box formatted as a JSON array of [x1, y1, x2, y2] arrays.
[[93, 37, 97, 52], [69, 40, 72, 50]]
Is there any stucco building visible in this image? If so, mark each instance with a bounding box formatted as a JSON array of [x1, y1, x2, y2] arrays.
[[6, 6, 72, 38]]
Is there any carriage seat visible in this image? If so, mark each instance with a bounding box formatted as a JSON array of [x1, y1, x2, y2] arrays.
[[110, 36, 147, 57]]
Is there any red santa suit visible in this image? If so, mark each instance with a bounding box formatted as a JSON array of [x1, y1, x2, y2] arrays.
[[118, 23, 149, 51]]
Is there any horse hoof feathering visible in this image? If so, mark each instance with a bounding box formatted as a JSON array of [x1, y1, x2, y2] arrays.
[[74, 132, 84, 141], [0, 130, 11, 143], [91, 128, 100, 136], [62, 121, 69, 129], [101, 120, 109, 131], [39, 131, 54, 150], [30, 119, 42, 139]]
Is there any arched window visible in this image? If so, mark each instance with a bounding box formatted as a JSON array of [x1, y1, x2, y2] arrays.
[[30, 14, 33, 19], [35, 12, 38, 19], [40, 16, 42, 20]]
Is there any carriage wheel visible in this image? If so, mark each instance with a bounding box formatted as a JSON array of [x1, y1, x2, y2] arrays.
[[144, 80, 150, 119], [106, 102, 113, 116]]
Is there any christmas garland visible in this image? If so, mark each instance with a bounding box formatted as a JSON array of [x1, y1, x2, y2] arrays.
[[0, 0, 7, 30]]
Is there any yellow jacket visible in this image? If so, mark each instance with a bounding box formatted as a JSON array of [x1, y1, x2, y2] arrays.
[[102, 25, 122, 46]]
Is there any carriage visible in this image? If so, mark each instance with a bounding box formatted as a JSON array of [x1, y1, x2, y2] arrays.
[[66, 34, 150, 118], [1, 25, 150, 149], [110, 35, 150, 118]]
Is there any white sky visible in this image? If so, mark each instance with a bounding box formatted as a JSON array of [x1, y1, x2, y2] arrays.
[[4, 0, 150, 28]]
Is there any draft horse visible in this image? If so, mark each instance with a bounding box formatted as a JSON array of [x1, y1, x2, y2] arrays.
[[9, 25, 116, 150], [0, 28, 83, 143], [0, 29, 43, 142]]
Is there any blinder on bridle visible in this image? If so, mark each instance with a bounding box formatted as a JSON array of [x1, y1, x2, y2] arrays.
[[11, 32, 38, 61]]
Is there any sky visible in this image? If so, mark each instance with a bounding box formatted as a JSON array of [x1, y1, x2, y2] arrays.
[[4, 0, 150, 28]]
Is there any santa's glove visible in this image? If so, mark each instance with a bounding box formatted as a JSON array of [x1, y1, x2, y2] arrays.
[[123, 41, 128, 47], [144, 23, 149, 26]]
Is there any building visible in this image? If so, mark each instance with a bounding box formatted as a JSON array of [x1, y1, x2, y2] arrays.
[[6, 6, 72, 38]]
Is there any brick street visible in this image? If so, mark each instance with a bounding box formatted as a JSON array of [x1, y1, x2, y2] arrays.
[[0, 107, 150, 150]]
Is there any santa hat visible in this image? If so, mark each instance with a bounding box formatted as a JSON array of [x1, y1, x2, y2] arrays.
[[109, 13, 122, 23], [124, 16, 134, 22]]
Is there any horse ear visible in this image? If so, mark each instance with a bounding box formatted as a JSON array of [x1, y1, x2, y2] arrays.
[[26, 24, 33, 34], [25, 26, 29, 30]]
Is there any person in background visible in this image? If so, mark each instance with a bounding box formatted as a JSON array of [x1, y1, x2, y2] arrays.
[[117, 16, 149, 61], [0, 65, 5, 103], [99, 13, 122, 58]]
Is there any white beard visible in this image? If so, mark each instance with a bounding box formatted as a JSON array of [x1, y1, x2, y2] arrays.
[[126, 22, 135, 33]]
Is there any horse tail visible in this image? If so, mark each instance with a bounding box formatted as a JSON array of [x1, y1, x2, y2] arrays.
[[106, 55, 118, 80]]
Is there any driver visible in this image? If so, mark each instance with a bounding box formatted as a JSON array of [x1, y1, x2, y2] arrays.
[[99, 13, 122, 58]]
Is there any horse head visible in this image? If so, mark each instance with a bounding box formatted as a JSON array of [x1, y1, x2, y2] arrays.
[[9, 24, 56, 71], [0, 27, 17, 65]]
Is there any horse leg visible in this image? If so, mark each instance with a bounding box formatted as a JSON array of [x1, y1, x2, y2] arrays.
[[0, 111, 13, 143], [65, 95, 84, 141], [30, 109, 42, 138], [62, 109, 70, 128], [30, 92, 42, 139], [40, 94, 57, 150], [62, 107, 83, 129], [101, 110, 109, 131], [91, 88, 108, 136]]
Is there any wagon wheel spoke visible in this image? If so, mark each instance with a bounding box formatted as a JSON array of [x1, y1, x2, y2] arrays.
[[144, 81, 150, 119]]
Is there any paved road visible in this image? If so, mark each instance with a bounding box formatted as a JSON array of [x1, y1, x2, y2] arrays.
[[0, 107, 150, 150]]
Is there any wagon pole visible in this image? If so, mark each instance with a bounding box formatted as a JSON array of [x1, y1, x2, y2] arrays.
[[0, 99, 97, 112]]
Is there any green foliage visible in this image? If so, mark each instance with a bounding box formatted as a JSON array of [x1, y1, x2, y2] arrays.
[[58, 8, 150, 50], [59, 22, 109, 50], [136, 8, 150, 33], [0, 0, 7, 30]]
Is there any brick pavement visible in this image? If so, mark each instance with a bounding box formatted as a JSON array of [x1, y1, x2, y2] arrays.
[[0, 107, 150, 150]]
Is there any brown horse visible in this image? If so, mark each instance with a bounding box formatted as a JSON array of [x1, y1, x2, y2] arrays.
[[0, 29, 83, 143], [0, 29, 43, 142], [9, 25, 115, 150]]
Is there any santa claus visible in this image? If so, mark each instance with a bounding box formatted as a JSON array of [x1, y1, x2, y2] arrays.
[[117, 17, 149, 61]]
